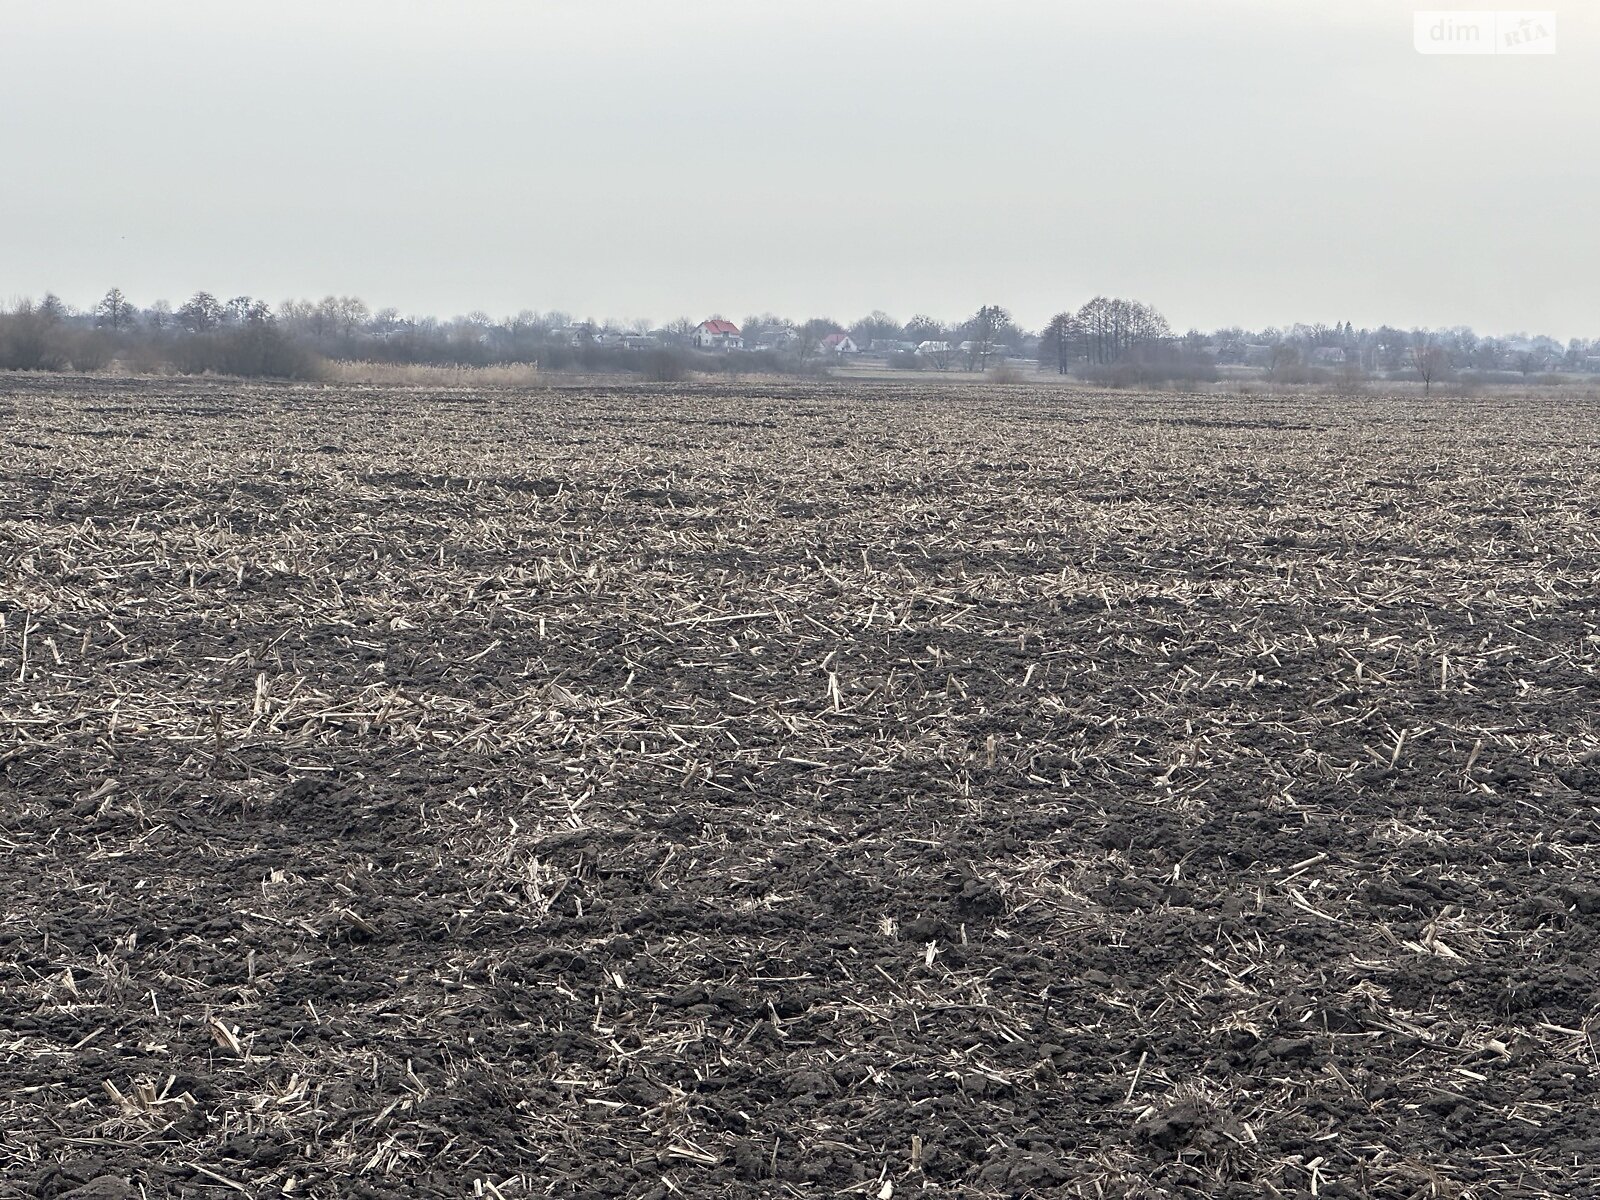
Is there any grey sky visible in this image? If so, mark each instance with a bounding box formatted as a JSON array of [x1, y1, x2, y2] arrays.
[[3, 1, 1594, 336]]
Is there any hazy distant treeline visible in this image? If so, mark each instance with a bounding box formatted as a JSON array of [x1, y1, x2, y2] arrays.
[[0, 291, 323, 379], [2, 288, 1596, 385]]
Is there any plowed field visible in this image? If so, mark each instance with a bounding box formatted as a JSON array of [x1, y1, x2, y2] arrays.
[[3, 377, 1599, 1199]]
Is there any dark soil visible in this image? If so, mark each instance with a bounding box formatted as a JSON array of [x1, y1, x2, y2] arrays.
[[2, 376, 1598, 1198]]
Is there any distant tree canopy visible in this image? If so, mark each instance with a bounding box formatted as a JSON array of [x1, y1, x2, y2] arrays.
[[742, 313, 794, 345], [794, 317, 843, 361], [961, 305, 1019, 371], [37, 293, 69, 324], [0, 285, 1594, 384], [849, 311, 903, 344], [1075, 297, 1170, 364], [1039, 312, 1077, 374], [1033, 298, 1171, 369], [95, 288, 136, 331], [178, 292, 225, 333]]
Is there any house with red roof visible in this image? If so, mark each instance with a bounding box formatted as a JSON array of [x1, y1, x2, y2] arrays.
[[692, 319, 743, 351], [820, 333, 858, 355]]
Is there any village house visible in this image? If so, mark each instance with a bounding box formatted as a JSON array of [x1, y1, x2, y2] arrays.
[[692, 319, 743, 351], [752, 328, 799, 351], [820, 333, 858, 355]]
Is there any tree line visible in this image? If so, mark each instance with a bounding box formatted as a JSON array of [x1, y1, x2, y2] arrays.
[[1, 287, 1595, 385], [0, 290, 321, 378]]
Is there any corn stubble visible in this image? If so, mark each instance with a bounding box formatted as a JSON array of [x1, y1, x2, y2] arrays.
[[1, 375, 1598, 1198]]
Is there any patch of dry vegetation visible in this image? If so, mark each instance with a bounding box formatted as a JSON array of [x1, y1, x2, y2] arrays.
[[319, 359, 544, 388], [2, 376, 1599, 1198]]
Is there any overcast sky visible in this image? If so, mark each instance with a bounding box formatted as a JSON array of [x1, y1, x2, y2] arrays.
[[2, 1, 1594, 336]]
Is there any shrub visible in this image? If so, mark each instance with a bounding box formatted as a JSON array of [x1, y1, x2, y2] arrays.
[[0, 309, 69, 370], [169, 325, 327, 380], [1332, 366, 1369, 396], [1078, 353, 1218, 388], [643, 349, 688, 382], [64, 330, 117, 372]]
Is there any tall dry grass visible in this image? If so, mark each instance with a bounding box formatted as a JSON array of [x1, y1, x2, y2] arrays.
[[323, 360, 542, 387]]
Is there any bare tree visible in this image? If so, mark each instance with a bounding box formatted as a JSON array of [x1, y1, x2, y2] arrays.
[[1266, 343, 1300, 380], [277, 298, 314, 334], [849, 310, 902, 346], [962, 304, 1011, 372], [1074, 297, 1169, 365], [178, 292, 224, 333], [797, 317, 842, 363], [338, 296, 370, 343], [1041, 312, 1076, 374], [310, 296, 340, 339], [1077, 297, 1113, 364], [1412, 340, 1448, 394], [95, 288, 136, 331], [372, 307, 406, 335]]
